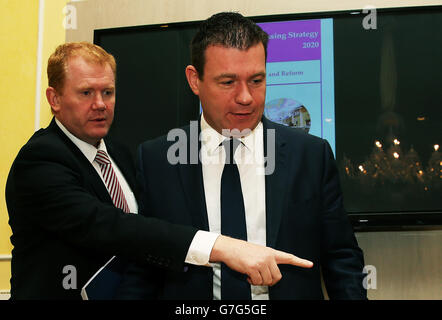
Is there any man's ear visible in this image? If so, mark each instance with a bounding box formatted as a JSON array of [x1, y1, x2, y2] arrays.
[[185, 65, 200, 96], [46, 87, 60, 114]]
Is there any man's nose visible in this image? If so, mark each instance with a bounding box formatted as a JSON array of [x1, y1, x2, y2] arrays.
[[92, 92, 106, 110], [235, 82, 253, 105]]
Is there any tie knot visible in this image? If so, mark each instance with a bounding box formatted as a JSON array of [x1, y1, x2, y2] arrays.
[[95, 150, 111, 166], [222, 138, 241, 164]]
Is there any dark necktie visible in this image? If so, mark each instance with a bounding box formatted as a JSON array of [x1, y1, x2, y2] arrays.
[[95, 150, 130, 213], [220, 138, 251, 300]]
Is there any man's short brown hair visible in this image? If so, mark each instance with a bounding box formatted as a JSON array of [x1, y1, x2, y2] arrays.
[[47, 42, 116, 93], [190, 12, 269, 80]]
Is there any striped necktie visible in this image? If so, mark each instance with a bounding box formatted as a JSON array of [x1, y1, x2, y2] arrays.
[[95, 150, 130, 213]]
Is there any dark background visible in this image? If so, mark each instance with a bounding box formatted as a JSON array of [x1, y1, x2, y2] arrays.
[[97, 25, 199, 155]]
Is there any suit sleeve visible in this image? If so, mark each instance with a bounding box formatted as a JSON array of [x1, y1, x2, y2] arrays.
[[319, 140, 367, 299], [6, 142, 197, 272]]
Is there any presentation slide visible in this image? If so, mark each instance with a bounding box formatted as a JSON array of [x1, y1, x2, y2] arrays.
[[258, 19, 336, 154]]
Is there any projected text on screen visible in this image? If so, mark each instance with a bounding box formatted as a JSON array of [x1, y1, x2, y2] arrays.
[[258, 19, 335, 154]]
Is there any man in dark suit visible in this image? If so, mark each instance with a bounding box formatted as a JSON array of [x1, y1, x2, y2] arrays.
[[120, 12, 366, 300], [5, 42, 312, 299]]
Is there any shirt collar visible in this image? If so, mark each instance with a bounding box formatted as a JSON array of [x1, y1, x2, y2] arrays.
[[55, 117, 108, 164], [200, 114, 225, 155]]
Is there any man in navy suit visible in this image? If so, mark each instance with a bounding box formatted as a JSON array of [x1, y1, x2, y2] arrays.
[[119, 12, 366, 299], [5, 42, 312, 299]]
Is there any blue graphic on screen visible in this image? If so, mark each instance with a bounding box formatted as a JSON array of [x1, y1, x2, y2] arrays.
[[258, 18, 336, 154]]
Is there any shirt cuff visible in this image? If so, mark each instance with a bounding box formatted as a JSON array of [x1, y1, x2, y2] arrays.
[[184, 231, 220, 266]]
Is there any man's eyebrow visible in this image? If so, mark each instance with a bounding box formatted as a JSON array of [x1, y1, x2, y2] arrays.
[[214, 72, 266, 81], [214, 73, 237, 81], [251, 72, 266, 78], [77, 84, 116, 90]]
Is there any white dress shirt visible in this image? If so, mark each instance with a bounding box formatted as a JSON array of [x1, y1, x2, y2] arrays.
[[199, 114, 269, 300]]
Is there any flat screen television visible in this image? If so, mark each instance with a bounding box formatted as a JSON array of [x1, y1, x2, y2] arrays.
[[95, 6, 442, 230]]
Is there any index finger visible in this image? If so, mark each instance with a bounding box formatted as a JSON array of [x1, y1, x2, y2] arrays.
[[275, 251, 313, 268]]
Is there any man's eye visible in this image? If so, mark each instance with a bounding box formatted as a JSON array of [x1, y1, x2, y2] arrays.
[[103, 90, 114, 96], [82, 91, 90, 96], [220, 80, 234, 85]]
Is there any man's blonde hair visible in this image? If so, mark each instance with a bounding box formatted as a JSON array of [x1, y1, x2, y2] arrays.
[[47, 42, 116, 93]]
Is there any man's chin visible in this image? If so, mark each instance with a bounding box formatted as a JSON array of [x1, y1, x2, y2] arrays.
[[87, 130, 109, 146]]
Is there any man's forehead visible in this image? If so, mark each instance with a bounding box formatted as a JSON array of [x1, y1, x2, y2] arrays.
[[66, 56, 112, 73], [65, 57, 114, 81]]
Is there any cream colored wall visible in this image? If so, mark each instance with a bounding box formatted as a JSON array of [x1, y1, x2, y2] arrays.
[[0, 0, 69, 297], [356, 230, 442, 299], [66, 0, 442, 42]]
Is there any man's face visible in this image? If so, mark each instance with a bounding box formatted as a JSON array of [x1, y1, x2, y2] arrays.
[[49, 56, 115, 146], [187, 43, 266, 135]]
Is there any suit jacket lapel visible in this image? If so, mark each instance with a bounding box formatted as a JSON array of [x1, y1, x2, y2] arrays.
[[50, 118, 114, 205], [263, 117, 289, 248], [177, 123, 210, 230]]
